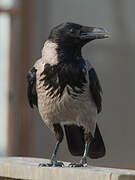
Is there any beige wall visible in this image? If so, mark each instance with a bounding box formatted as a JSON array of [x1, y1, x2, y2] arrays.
[[31, 0, 135, 169]]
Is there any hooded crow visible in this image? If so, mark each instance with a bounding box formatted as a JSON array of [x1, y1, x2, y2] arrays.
[[27, 22, 109, 167]]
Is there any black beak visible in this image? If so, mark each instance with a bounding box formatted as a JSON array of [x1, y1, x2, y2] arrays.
[[80, 26, 109, 40]]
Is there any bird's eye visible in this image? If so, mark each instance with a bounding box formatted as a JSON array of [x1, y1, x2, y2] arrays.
[[69, 28, 75, 33]]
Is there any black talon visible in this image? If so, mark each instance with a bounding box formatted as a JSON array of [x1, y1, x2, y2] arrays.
[[39, 160, 64, 167], [53, 161, 64, 167], [39, 163, 53, 167], [68, 162, 87, 167]]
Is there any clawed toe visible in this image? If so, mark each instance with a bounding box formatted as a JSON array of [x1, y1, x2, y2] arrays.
[[39, 161, 64, 167], [39, 163, 53, 167], [54, 161, 64, 167], [68, 162, 87, 167]]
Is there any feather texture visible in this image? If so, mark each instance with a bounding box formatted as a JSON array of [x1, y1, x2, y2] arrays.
[[89, 68, 102, 113], [27, 67, 38, 108]]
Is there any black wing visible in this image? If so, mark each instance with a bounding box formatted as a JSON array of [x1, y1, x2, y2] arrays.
[[27, 67, 38, 108], [89, 68, 102, 113]]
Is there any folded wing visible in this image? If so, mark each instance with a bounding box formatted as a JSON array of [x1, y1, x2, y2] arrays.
[[27, 67, 38, 108]]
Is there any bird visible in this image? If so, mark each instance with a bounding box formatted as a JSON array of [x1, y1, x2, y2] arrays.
[[27, 22, 109, 167]]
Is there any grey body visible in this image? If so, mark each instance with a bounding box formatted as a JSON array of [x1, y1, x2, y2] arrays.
[[34, 40, 97, 136], [27, 23, 107, 166]]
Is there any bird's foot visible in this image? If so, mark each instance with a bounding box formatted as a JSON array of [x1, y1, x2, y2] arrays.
[[39, 161, 64, 167], [69, 157, 87, 167], [68, 162, 87, 167]]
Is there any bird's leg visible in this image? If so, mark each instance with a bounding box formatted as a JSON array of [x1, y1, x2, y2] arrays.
[[79, 140, 90, 166], [39, 124, 64, 167], [49, 140, 64, 167], [69, 133, 92, 167]]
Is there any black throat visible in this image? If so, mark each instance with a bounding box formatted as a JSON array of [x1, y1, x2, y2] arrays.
[[56, 42, 82, 63], [40, 41, 87, 99]]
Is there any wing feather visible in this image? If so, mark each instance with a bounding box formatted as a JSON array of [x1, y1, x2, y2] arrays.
[[26, 67, 38, 108], [89, 68, 102, 113]]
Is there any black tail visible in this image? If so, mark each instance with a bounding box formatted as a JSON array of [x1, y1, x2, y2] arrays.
[[64, 124, 105, 159]]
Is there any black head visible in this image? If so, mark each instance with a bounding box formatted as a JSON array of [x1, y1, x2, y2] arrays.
[[48, 22, 109, 47]]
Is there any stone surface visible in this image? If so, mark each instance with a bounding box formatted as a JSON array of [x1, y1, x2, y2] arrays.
[[0, 157, 135, 180]]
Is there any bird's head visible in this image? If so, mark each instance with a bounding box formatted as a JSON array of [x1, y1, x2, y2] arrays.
[[48, 22, 109, 48]]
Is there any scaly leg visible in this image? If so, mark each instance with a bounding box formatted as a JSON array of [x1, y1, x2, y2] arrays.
[[39, 124, 64, 167], [69, 133, 92, 167]]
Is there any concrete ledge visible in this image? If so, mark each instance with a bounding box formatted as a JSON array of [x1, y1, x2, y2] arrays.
[[0, 157, 135, 180]]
